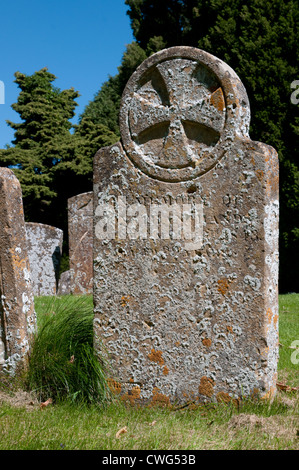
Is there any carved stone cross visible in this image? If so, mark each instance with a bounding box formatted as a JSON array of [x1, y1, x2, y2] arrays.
[[120, 48, 250, 182], [129, 58, 225, 169]]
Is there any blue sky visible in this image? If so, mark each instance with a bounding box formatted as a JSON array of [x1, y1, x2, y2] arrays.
[[0, 0, 134, 148]]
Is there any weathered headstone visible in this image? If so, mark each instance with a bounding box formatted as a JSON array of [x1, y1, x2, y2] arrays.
[[57, 269, 72, 296], [68, 192, 93, 295], [93, 47, 279, 405], [0, 168, 36, 375], [26, 223, 63, 297]]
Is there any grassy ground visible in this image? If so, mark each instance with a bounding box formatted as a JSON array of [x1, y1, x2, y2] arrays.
[[278, 293, 299, 387], [0, 395, 297, 450], [0, 293, 298, 451]]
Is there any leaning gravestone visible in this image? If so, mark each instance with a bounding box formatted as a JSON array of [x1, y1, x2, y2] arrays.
[[68, 192, 93, 295], [26, 223, 63, 296], [0, 168, 36, 375], [93, 47, 279, 405]]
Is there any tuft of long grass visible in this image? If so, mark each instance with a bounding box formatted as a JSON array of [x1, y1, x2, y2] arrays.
[[26, 295, 111, 405]]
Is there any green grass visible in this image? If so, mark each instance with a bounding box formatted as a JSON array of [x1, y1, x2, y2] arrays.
[[26, 295, 111, 404], [0, 293, 298, 450], [0, 393, 297, 450], [278, 293, 299, 387]]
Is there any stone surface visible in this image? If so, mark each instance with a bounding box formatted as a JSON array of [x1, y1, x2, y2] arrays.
[[26, 222, 63, 297], [93, 47, 279, 405], [68, 192, 93, 295], [0, 168, 36, 375], [57, 269, 72, 296]]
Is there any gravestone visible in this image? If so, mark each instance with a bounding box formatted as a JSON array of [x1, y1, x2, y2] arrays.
[[0, 168, 36, 375], [68, 192, 93, 295], [57, 269, 72, 296], [93, 47, 279, 405], [26, 223, 63, 296]]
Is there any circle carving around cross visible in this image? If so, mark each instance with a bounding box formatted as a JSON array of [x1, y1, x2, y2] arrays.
[[120, 47, 250, 182]]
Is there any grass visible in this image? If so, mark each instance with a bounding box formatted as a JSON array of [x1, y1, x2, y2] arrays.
[[26, 295, 111, 404], [278, 293, 299, 387], [0, 293, 298, 450], [0, 393, 297, 450]]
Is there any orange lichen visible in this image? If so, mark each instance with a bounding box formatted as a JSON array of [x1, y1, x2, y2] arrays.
[[121, 385, 141, 406], [210, 87, 225, 112], [121, 295, 131, 307], [216, 392, 239, 407], [261, 386, 276, 400], [108, 379, 122, 395], [256, 169, 264, 183], [148, 348, 164, 366], [266, 308, 273, 323], [198, 376, 215, 398], [217, 278, 229, 295], [261, 346, 270, 357], [202, 338, 212, 347], [266, 308, 279, 329], [216, 391, 231, 403], [150, 387, 171, 408], [9, 248, 27, 271], [162, 366, 169, 375]]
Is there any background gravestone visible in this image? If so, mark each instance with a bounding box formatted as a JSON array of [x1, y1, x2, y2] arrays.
[[26, 223, 63, 297], [68, 192, 93, 295], [93, 47, 279, 405], [0, 168, 36, 375], [57, 269, 72, 296]]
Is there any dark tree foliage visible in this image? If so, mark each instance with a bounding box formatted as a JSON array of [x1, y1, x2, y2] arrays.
[[0, 69, 117, 238], [0, 68, 79, 224], [80, 41, 147, 131]]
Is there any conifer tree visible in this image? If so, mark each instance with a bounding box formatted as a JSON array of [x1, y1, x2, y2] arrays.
[[0, 68, 79, 223], [0, 68, 117, 232]]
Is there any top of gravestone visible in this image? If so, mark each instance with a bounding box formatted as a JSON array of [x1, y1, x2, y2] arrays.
[[119, 46, 250, 183], [68, 191, 93, 203], [26, 222, 63, 233]]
